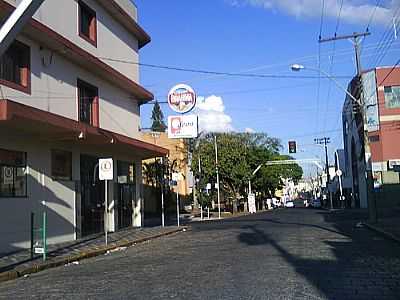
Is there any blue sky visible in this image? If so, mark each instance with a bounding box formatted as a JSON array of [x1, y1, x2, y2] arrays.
[[135, 0, 400, 176]]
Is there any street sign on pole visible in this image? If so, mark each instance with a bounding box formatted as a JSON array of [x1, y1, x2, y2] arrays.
[[99, 158, 113, 181], [98, 158, 113, 246]]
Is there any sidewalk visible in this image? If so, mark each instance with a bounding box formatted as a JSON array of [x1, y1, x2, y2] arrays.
[[0, 225, 185, 283], [364, 216, 400, 244]]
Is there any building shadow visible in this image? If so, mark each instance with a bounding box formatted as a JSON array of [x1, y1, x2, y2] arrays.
[[235, 211, 400, 299]]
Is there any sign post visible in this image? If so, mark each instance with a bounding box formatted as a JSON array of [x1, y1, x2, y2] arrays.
[[99, 158, 113, 245], [172, 172, 180, 227]]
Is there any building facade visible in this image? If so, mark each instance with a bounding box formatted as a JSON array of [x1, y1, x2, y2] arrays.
[[140, 131, 193, 215], [343, 66, 400, 211], [0, 0, 167, 254]]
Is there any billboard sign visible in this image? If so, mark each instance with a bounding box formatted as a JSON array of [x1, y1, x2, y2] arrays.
[[168, 84, 196, 114], [362, 70, 380, 132], [168, 115, 198, 139]]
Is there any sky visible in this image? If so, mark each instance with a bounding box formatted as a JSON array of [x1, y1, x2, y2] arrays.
[[134, 0, 400, 176]]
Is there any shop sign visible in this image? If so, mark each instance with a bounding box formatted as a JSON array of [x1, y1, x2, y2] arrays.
[[168, 84, 197, 114], [99, 158, 113, 181], [388, 160, 400, 171], [168, 115, 198, 139]]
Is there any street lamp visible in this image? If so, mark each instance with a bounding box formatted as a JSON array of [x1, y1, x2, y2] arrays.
[[290, 64, 360, 106], [247, 164, 263, 212], [248, 164, 262, 195]]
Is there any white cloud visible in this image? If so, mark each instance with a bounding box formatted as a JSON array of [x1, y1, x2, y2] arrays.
[[195, 95, 235, 133], [228, 0, 397, 26], [245, 127, 256, 133]]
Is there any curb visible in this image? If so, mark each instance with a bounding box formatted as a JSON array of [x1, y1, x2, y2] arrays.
[[0, 227, 187, 284], [362, 222, 400, 245]]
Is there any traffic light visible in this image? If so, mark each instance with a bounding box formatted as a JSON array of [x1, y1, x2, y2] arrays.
[[288, 141, 297, 154]]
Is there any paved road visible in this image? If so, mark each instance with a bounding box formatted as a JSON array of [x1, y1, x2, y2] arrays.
[[1, 208, 399, 299]]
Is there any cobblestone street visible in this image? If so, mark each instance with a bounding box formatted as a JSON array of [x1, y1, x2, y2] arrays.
[[0, 208, 399, 300]]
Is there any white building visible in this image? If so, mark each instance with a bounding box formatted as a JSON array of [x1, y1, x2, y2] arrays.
[[0, 0, 167, 254]]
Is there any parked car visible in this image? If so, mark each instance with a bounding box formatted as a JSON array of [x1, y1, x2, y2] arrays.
[[285, 201, 295, 208]]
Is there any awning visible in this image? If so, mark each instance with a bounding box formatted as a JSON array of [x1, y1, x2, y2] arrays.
[[0, 99, 168, 159]]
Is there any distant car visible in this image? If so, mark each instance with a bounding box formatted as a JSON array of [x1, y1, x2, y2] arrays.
[[285, 201, 294, 208], [311, 198, 321, 208]]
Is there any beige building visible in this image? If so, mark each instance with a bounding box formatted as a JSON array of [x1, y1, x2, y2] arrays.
[[0, 0, 166, 254], [141, 131, 192, 197]]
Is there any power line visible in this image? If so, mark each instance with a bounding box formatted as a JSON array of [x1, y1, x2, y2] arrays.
[[99, 57, 351, 79], [323, 0, 343, 134], [366, 0, 382, 32]]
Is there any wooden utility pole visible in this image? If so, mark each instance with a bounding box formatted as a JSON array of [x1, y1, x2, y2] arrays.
[[320, 31, 377, 222]]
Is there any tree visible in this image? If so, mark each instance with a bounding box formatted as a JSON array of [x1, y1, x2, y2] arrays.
[[150, 101, 167, 132], [191, 132, 303, 211]]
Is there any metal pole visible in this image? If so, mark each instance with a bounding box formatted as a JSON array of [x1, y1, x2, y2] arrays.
[[30, 212, 34, 259], [198, 156, 202, 214], [42, 211, 46, 261], [105, 180, 108, 246], [160, 158, 165, 227], [335, 151, 344, 207], [214, 135, 221, 219], [176, 183, 180, 227]]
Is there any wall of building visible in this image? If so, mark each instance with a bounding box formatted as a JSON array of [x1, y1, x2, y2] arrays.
[[141, 132, 191, 196], [1, 35, 141, 138], [7, 0, 140, 81], [0, 129, 145, 254]]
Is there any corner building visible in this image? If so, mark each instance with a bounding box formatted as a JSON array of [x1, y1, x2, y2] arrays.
[[0, 0, 167, 254]]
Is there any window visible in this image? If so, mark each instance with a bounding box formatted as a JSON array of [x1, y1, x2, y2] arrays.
[[384, 86, 400, 109], [51, 150, 72, 181], [79, 1, 97, 46], [77, 79, 99, 126], [117, 161, 136, 184], [0, 40, 30, 93], [0, 148, 27, 197]]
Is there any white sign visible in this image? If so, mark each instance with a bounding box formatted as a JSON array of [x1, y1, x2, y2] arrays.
[[168, 115, 198, 139], [206, 183, 212, 190], [168, 84, 197, 113], [99, 158, 113, 181], [34, 247, 44, 254], [172, 172, 180, 181], [248, 193, 256, 213], [3, 167, 13, 185], [336, 169, 342, 177], [388, 159, 400, 170]]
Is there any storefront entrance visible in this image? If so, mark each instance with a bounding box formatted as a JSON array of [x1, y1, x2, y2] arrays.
[[80, 155, 105, 236], [117, 161, 135, 229]]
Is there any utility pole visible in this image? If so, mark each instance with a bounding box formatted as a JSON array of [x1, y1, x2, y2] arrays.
[[214, 135, 221, 219], [320, 31, 377, 222], [315, 137, 331, 209]]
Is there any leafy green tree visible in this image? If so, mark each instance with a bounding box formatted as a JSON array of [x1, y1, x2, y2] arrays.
[[150, 101, 167, 132], [191, 132, 303, 209]]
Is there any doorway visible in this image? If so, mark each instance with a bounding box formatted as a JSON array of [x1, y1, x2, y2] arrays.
[[117, 161, 135, 229], [80, 154, 105, 236]]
